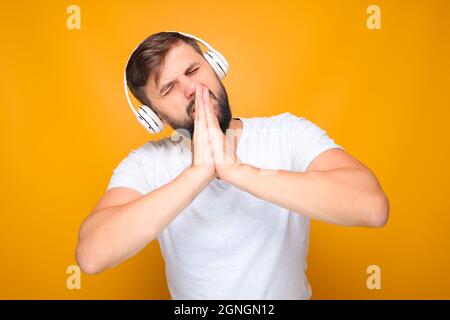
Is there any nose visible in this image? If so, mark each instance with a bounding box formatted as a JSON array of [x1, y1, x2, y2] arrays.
[[179, 76, 198, 101]]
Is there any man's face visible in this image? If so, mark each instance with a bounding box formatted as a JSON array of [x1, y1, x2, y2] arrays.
[[145, 41, 232, 138]]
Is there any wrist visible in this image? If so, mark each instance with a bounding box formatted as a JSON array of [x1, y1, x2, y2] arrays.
[[187, 165, 216, 185], [220, 163, 250, 185]]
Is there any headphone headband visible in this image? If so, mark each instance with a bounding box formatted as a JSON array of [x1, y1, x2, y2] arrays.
[[168, 31, 229, 70]]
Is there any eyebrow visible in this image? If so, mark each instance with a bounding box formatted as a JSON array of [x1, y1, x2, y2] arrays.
[[158, 62, 200, 96]]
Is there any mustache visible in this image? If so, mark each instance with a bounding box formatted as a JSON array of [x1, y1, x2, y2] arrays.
[[187, 89, 217, 117]]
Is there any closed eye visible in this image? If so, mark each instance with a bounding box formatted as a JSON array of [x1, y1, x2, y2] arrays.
[[187, 67, 199, 75], [163, 67, 199, 96]]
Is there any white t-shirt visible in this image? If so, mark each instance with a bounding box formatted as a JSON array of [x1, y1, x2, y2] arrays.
[[106, 112, 343, 300]]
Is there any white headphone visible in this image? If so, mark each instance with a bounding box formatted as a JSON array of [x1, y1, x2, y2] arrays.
[[123, 31, 229, 134]]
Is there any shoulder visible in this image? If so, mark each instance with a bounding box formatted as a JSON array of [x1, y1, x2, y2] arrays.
[[133, 136, 175, 158], [240, 112, 308, 131], [111, 137, 175, 170]]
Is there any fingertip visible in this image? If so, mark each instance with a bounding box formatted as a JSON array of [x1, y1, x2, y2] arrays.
[[195, 84, 200, 96]]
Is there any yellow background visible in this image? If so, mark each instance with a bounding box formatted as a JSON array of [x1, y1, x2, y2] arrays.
[[1, 0, 449, 299]]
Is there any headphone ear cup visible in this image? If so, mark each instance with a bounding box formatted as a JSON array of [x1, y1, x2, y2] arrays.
[[137, 105, 164, 134], [209, 49, 229, 72], [203, 51, 227, 80], [136, 107, 157, 134]]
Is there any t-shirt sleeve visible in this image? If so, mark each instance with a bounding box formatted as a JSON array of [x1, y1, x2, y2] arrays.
[[288, 114, 344, 172], [106, 149, 151, 195]]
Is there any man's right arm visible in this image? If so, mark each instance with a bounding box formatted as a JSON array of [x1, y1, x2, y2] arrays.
[[75, 166, 213, 275], [76, 84, 214, 275]]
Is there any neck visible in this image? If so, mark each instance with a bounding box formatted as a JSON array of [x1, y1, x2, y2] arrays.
[[229, 117, 243, 131]]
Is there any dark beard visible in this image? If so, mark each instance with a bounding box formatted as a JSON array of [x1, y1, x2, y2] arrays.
[[164, 81, 232, 139]]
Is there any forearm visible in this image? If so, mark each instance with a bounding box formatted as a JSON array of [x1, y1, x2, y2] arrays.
[[224, 164, 389, 227], [76, 167, 211, 274]]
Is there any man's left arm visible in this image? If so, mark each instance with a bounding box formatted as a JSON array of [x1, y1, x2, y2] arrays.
[[200, 88, 389, 228], [222, 148, 389, 227]]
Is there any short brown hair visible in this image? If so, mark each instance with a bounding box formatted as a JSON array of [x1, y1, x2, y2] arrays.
[[126, 32, 203, 107]]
